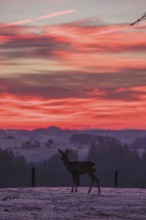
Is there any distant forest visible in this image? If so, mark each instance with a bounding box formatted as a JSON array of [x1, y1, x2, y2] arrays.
[[0, 135, 146, 188]]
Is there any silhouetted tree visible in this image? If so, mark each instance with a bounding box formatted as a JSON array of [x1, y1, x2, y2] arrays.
[[0, 149, 30, 187], [87, 139, 142, 187], [45, 139, 54, 148]]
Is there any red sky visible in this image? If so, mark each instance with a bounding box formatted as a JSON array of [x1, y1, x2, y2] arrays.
[[0, 0, 146, 130]]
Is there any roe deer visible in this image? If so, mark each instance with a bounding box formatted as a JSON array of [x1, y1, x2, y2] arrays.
[[58, 149, 100, 194]]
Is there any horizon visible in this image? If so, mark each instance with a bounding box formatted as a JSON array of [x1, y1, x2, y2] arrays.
[[0, 0, 146, 130], [1, 125, 146, 132]]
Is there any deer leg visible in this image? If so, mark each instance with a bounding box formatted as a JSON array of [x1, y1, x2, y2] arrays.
[[75, 176, 79, 192], [88, 174, 95, 193], [94, 175, 101, 194], [71, 175, 76, 192], [88, 173, 100, 194]]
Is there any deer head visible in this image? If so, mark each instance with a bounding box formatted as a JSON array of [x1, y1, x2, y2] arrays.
[[58, 149, 69, 161]]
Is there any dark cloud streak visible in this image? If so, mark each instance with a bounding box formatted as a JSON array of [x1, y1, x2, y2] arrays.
[[0, 68, 146, 101], [1, 22, 146, 62]]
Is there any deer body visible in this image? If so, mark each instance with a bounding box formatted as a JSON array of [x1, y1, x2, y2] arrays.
[[58, 149, 100, 194]]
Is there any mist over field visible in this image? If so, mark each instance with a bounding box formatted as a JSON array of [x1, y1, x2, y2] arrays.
[[1, 127, 146, 162]]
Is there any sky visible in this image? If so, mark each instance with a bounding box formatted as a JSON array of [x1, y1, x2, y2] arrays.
[[0, 0, 146, 130]]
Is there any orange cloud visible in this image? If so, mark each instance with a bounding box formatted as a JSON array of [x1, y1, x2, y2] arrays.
[[0, 94, 146, 129]]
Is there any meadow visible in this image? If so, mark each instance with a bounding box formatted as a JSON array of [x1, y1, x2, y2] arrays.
[[0, 187, 145, 220]]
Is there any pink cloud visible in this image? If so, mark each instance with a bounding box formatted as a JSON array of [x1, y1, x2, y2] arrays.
[[1, 21, 146, 73], [1, 19, 146, 129], [0, 94, 146, 129], [35, 9, 76, 21], [2, 9, 76, 27], [3, 19, 33, 27]]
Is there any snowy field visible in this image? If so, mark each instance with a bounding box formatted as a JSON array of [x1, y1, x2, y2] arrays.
[[0, 187, 146, 220]]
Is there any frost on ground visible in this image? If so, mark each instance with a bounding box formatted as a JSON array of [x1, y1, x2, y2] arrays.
[[0, 187, 146, 220]]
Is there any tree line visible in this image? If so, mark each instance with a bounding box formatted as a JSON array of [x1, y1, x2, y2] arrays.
[[0, 136, 146, 188]]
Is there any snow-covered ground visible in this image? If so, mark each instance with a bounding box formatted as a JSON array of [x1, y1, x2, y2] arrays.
[[0, 187, 145, 220]]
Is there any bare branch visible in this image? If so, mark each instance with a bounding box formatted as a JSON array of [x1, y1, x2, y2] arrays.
[[130, 12, 146, 26]]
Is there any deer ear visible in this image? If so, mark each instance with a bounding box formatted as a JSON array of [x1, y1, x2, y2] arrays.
[[58, 149, 63, 154]]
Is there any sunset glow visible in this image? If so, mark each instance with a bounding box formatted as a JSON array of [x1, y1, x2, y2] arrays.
[[0, 0, 146, 130]]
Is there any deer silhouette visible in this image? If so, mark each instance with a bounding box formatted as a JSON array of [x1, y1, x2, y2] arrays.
[[58, 149, 100, 194]]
